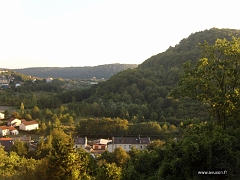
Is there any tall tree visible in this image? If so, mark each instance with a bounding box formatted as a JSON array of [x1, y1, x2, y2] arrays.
[[31, 106, 41, 119], [20, 102, 25, 115], [171, 37, 240, 128], [47, 129, 82, 180]]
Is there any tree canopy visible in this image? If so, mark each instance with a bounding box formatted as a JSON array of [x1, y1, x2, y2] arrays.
[[171, 37, 240, 128]]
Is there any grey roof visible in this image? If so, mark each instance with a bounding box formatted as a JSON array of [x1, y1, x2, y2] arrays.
[[0, 140, 14, 151], [74, 137, 87, 144], [110, 136, 150, 145]]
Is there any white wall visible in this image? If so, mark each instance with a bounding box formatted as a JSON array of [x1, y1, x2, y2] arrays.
[[0, 113, 4, 120]]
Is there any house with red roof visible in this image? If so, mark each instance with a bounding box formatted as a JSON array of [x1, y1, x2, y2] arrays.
[[0, 126, 19, 136], [92, 138, 112, 150], [19, 120, 39, 131], [0, 126, 9, 136]]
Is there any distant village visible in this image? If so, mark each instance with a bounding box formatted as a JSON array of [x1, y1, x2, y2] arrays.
[[0, 70, 151, 155], [0, 70, 13, 89], [0, 114, 151, 156]]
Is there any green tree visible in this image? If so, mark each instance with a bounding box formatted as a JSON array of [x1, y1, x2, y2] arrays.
[[3, 109, 10, 119], [11, 111, 21, 119], [96, 163, 122, 180], [31, 106, 41, 119], [40, 122, 47, 133], [171, 37, 240, 128], [112, 147, 130, 168], [47, 131, 81, 180], [20, 102, 25, 115], [31, 93, 37, 107], [149, 111, 158, 121], [10, 140, 28, 156], [147, 139, 165, 151], [157, 123, 240, 179], [76, 148, 96, 179], [52, 114, 61, 127], [23, 113, 32, 120]]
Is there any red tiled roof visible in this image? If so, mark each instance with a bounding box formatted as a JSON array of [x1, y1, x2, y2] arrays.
[[8, 126, 17, 131], [0, 126, 9, 130], [22, 120, 38, 126], [0, 126, 17, 131], [0, 138, 12, 141]]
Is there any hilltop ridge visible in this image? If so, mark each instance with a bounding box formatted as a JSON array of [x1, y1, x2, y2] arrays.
[[12, 63, 138, 79]]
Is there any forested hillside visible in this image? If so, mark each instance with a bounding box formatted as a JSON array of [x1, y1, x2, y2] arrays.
[[58, 28, 240, 125], [1, 28, 240, 179], [3, 28, 239, 125], [13, 64, 138, 79]]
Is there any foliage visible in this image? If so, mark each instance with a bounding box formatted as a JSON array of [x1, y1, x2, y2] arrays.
[[0, 28, 239, 179], [10, 140, 28, 156], [118, 123, 240, 180], [2, 29, 239, 125], [76, 117, 177, 138], [95, 162, 122, 180], [47, 128, 81, 180], [157, 123, 240, 180], [171, 37, 240, 128]]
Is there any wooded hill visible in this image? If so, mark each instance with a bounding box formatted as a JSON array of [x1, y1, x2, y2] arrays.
[[59, 28, 240, 124], [12, 64, 138, 79]]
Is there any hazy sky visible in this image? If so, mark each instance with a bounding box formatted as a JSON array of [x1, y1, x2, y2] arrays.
[[0, 0, 240, 69]]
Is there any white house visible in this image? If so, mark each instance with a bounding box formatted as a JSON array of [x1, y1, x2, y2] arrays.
[[0, 126, 19, 136], [46, 77, 53, 83], [0, 126, 10, 136], [107, 136, 151, 152], [0, 113, 4, 120], [9, 127, 19, 135], [74, 137, 87, 149], [19, 120, 39, 131], [7, 118, 22, 127]]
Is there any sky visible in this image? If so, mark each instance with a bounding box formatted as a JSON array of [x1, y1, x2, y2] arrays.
[[0, 0, 240, 69]]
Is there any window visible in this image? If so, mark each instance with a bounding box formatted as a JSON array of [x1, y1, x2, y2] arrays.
[[124, 145, 126, 149], [129, 145, 131, 149]]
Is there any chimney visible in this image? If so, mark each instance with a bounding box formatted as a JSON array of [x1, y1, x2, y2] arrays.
[[85, 137, 87, 146]]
